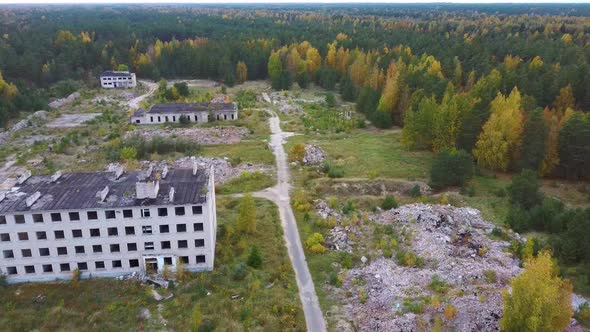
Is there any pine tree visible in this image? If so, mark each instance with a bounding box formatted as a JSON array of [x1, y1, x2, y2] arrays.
[[519, 109, 547, 172]]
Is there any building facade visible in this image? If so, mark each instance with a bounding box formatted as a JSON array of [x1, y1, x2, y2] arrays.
[[100, 71, 137, 89], [131, 102, 238, 125], [0, 166, 216, 283]]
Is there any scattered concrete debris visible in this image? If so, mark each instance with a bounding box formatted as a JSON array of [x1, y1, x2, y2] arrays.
[[269, 92, 303, 114], [210, 94, 228, 103], [151, 288, 173, 301], [231, 294, 242, 300], [48, 92, 80, 109], [315, 178, 432, 197], [126, 126, 250, 145], [0, 111, 49, 144], [139, 308, 151, 320], [46, 113, 101, 128], [335, 204, 522, 331], [303, 144, 327, 166]]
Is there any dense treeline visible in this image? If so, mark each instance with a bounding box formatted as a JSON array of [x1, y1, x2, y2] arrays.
[[1, 4, 590, 180]]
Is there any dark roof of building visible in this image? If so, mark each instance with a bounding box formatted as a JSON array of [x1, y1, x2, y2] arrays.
[[0, 168, 208, 213], [147, 102, 238, 114], [100, 71, 133, 78]]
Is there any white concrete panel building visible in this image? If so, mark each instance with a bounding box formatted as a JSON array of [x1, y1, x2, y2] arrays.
[[100, 71, 137, 89], [131, 102, 238, 125], [0, 166, 217, 283]]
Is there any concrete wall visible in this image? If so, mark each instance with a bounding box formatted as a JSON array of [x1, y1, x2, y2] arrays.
[[0, 199, 215, 283]]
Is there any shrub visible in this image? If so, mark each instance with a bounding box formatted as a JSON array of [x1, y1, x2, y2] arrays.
[[178, 114, 190, 126], [293, 190, 312, 212], [247, 246, 262, 268], [342, 200, 355, 214], [71, 268, 81, 288], [508, 169, 543, 210], [409, 185, 422, 198], [444, 304, 458, 320], [231, 262, 248, 280], [119, 146, 137, 161], [429, 149, 474, 190], [429, 274, 449, 294], [483, 269, 497, 283], [325, 92, 336, 107], [322, 160, 344, 178], [339, 252, 353, 269], [306, 233, 327, 254], [382, 195, 398, 210], [235, 90, 257, 109], [359, 288, 368, 304], [289, 143, 305, 163]]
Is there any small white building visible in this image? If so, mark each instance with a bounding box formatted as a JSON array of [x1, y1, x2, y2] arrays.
[[0, 166, 217, 283], [131, 102, 239, 125], [100, 71, 137, 89]]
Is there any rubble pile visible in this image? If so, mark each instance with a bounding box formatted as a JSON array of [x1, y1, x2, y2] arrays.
[[339, 204, 522, 331], [270, 92, 303, 114], [210, 94, 228, 103], [303, 144, 327, 165], [48, 92, 80, 109], [126, 126, 250, 145]]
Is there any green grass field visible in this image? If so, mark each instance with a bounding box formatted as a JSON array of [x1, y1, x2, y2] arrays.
[[287, 130, 433, 180]]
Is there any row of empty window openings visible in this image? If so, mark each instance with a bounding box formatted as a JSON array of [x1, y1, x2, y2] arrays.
[[5, 255, 206, 275], [0, 223, 204, 242], [0, 206, 203, 225], [101, 77, 132, 80], [2, 239, 205, 259]]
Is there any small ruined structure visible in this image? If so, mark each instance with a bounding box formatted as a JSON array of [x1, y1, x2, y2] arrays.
[[0, 166, 217, 283], [131, 102, 238, 125], [99, 70, 137, 88]]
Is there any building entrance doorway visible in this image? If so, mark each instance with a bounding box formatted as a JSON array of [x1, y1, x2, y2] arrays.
[[145, 258, 158, 274]]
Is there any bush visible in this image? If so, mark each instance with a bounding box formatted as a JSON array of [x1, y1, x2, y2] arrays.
[[235, 90, 257, 109], [444, 304, 458, 320], [231, 262, 248, 280], [429, 149, 474, 190], [289, 143, 305, 163], [508, 169, 543, 210], [483, 269, 497, 283], [342, 200, 355, 215], [409, 185, 422, 198], [382, 195, 398, 210], [119, 146, 137, 161], [321, 160, 344, 178], [247, 246, 262, 268], [306, 233, 327, 254], [429, 274, 449, 294], [325, 92, 336, 107]]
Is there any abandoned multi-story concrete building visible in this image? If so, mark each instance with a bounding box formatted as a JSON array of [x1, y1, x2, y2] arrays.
[[99, 71, 137, 89], [0, 165, 217, 283], [130, 102, 238, 125]]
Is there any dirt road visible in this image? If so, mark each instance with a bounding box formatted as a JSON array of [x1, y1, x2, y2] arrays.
[[253, 110, 326, 332]]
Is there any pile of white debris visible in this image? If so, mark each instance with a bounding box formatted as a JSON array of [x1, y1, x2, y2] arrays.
[[336, 204, 522, 331], [303, 144, 327, 166]]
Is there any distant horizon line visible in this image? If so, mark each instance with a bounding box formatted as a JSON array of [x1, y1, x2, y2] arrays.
[[2, 1, 590, 4]]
